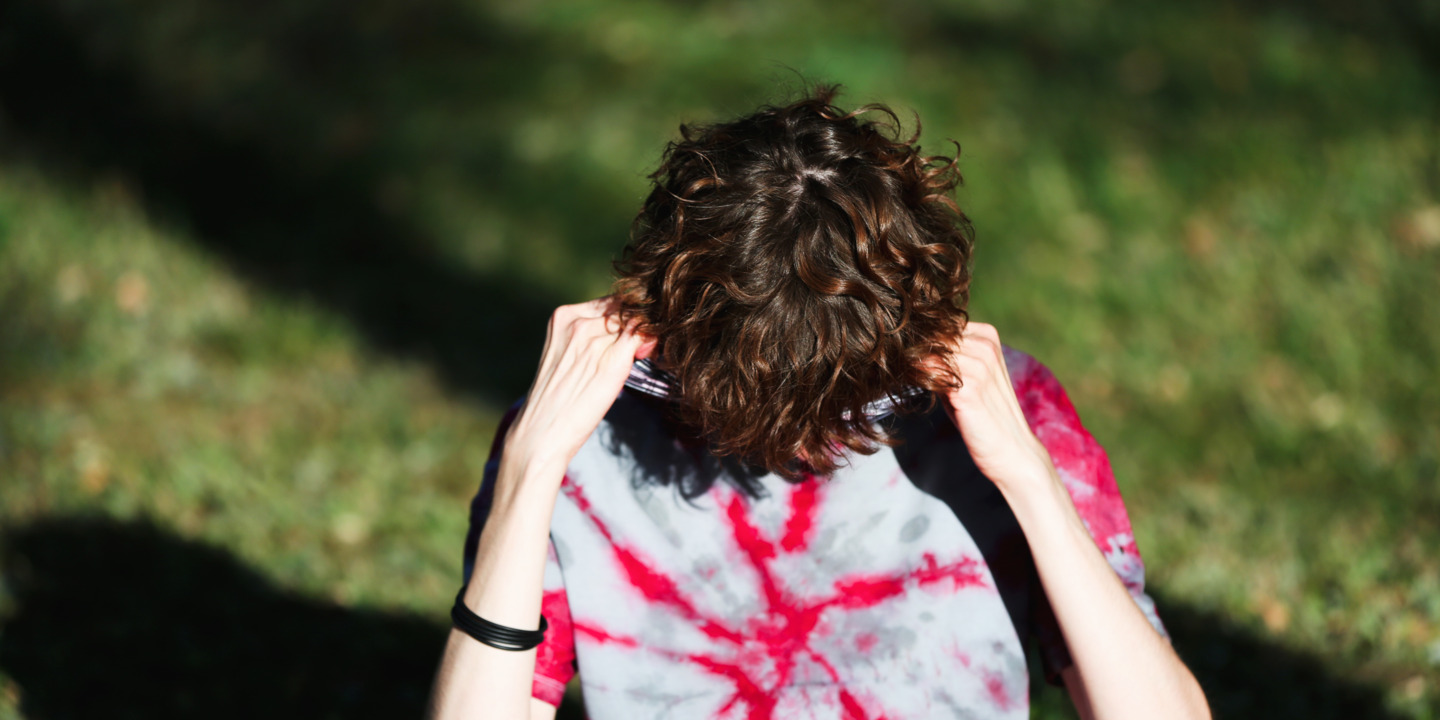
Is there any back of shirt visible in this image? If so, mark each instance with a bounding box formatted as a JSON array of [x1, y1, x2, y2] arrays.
[[463, 346, 1165, 719]]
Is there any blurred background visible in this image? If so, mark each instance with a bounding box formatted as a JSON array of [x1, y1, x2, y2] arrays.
[[0, 0, 1436, 718]]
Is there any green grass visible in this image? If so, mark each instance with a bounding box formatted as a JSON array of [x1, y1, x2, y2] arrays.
[[1, 0, 1438, 717]]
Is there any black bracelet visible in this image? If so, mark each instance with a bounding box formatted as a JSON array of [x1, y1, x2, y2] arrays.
[[451, 588, 548, 651]]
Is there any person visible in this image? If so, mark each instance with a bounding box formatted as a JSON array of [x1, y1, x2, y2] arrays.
[[427, 86, 1211, 720]]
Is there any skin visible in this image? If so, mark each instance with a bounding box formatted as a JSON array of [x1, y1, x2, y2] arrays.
[[426, 301, 1211, 720]]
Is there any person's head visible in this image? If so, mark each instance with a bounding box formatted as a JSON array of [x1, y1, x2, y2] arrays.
[[613, 84, 973, 480]]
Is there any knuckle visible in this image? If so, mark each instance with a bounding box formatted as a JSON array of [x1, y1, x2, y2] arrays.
[[962, 356, 991, 378], [961, 338, 992, 357], [584, 329, 613, 349], [570, 321, 597, 340], [551, 304, 582, 326]]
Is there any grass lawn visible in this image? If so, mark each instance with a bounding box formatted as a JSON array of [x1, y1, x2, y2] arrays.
[[1, 0, 1437, 718]]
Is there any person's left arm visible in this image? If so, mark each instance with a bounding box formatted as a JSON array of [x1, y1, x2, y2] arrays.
[[928, 322, 1210, 720]]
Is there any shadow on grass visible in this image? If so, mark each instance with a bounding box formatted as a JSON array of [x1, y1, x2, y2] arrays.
[[0, 517, 588, 720], [2, 0, 1436, 408], [1152, 591, 1410, 720], [0, 0, 573, 405], [0, 2, 1430, 718], [0, 517, 1408, 720]]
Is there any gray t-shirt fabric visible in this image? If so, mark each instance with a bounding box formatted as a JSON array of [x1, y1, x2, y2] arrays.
[[462, 348, 1166, 718]]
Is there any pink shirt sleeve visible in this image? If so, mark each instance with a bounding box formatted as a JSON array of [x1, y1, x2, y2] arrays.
[[462, 404, 579, 707], [1006, 347, 1167, 679]]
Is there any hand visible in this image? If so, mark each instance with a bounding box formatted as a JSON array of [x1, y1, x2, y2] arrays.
[[502, 298, 656, 479], [924, 322, 1055, 490]]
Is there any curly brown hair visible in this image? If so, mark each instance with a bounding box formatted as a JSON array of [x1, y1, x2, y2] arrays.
[[612, 84, 973, 481]]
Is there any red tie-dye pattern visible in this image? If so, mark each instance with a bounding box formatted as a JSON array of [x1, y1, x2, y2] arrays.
[[1009, 352, 1139, 558], [981, 668, 1016, 711], [563, 473, 746, 644], [562, 478, 985, 720], [532, 588, 577, 706], [778, 480, 821, 552], [509, 350, 1160, 710]]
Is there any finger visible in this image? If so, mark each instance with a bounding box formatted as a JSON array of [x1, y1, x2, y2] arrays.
[[917, 352, 956, 384], [917, 342, 970, 391], [960, 323, 1001, 356], [635, 337, 658, 360], [954, 344, 1030, 423], [994, 347, 1015, 396], [621, 312, 648, 335], [958, 324, 1009, 378], [571, 314, 611, 341], [967, 322, 1014, 391], [533, 306, 571, 382], [965, 320, 998, 339], [950, 351, 992, 388], [599, 295, 623, 316], [601, 308, 625, 335], [570, 297, 611, 319], [915, 353, 945, 377], [612, 309, 653, 343], [609, 323, 654, 362], [583, 327, 616, 359]]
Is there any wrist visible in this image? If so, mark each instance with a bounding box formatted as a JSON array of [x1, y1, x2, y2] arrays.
[[993, 461, 1079, 532], [499, 417, 575, 482], [495, 449, 566, 491], [490, 442, 570, 517], [987, 439, 1061, 495]]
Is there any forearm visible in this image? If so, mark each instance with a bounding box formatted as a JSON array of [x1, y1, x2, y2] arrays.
[[425, 299, 650, 719], [427, 454, 565, 720], [1000, 470, 1210, 720]]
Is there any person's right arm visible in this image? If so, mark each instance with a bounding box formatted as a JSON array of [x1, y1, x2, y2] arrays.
[[426, 299, 654, 720], [928, 322, 1209, 720]]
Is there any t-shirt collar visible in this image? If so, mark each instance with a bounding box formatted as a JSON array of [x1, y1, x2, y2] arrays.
[[624, 358, 920, 421]]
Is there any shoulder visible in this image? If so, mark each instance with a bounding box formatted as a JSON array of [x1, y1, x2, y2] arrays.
[[1004, 345, 1142, 551], [1002, 345, 1079, 431], [1003, 345, 1126, 524], [1004, 351, 1169, 641], [1003, 345, 1095, 462]]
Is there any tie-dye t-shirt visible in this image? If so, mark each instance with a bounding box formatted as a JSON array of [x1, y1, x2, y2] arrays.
[[462, 347, 1166, 719]]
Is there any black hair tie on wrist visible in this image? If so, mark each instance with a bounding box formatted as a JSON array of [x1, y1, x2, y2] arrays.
[[451, 588, 548, 651]]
